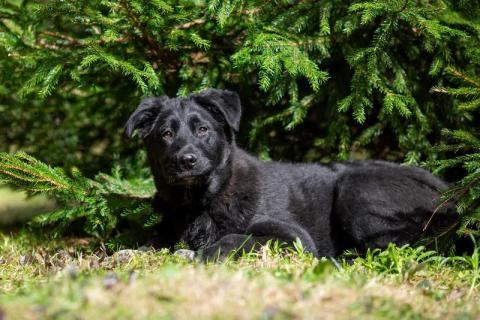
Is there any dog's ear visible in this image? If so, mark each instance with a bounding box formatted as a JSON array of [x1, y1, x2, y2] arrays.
[[192, 89, 242, 132], [125, 97, 166, 138]]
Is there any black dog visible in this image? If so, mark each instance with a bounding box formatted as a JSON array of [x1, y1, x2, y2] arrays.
[[126, 89, 456, 259]]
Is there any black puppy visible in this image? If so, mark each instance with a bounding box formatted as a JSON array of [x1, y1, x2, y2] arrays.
[[126, 89, 456, 259]]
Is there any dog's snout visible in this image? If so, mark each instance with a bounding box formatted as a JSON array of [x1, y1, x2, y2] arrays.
[[178, 153, 197, 170]]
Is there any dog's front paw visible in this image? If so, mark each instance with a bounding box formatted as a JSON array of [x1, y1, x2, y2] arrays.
[[173, 249, 196, 262], [199, 246, 228, 262]]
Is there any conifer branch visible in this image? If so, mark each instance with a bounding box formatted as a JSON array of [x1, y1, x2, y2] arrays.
[[1, 0, 480, 243], [40, 31, 80, 46], [396, 0, 409, 13], [0, 152, 156, 240], [447, 68, 480, 88], [119, 0, 169, 65], [176, 19, 206, 30]]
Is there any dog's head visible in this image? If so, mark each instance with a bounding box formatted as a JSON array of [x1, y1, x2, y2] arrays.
[[126, 89, 241, 187]]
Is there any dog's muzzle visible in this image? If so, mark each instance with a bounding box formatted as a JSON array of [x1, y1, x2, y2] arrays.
[[178, 153, 197, 171]]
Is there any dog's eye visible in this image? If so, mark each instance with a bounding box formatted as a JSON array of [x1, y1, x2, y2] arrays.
[[162, 130, 173, 140], [197, 126, 208, 135]]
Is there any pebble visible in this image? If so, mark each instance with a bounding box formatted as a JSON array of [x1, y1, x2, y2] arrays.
[[261, 306, 281, 319], [174, 249, 196, 262], [89, 258, 100, 269], [113, 249, 138, 265], [19, 254, 32, 265], [54, 250, 72, 267], [103, 272, 119, 289], [63, 264, 78, 279]]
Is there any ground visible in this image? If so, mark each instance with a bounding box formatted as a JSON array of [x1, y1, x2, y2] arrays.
[[1, 189, 479, 319]]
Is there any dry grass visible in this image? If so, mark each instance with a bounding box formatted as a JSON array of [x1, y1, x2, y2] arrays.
[[1, 234, 479, 320], [1, 190, 479, 319]]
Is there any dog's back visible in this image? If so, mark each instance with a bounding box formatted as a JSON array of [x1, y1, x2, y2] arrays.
[[233, 152, 456, 255]]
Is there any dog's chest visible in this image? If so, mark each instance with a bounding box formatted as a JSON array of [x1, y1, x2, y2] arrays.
[[180, 196, 252, 249], [180, 212, 219, 249]]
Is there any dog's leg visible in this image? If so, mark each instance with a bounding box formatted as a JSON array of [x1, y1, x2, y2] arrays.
[[200, 234, 270, 261], [246, 215, 318, 254], [201, 215, 318, 261]]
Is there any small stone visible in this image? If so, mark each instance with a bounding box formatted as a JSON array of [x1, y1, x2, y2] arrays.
[[63, 264, 78, 279], [89, 258, 100, 269], [0, 256, 5, 265], [54, 250, 72, 267], [261, 306, 280, 319], [30, 304, 47, 315], [174, 249, 196, 262], [19, 254, 33, 265], [113, 249, 137, 265], [103, 272, 119, 289], [447, 289, 464, 301]]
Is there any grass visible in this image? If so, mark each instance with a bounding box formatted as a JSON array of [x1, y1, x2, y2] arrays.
[[1, 187, 479, 319], [0, 232, 479, 320]]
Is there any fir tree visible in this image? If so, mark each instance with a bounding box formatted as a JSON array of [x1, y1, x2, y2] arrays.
[[429, 66, 480, 237], [0, 0, 479, 242], [0, 151, 158, 246]]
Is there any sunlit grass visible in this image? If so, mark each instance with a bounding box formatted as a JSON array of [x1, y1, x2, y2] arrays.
[[1, 232, 479, 319]]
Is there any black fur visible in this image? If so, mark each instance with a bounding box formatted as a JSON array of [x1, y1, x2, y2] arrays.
[[126, 89, 457, 259]]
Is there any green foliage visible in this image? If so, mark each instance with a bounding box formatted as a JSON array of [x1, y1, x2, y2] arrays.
[[429, 129, 480, 233], [427, 71, 480, 237], [446, 235, 480, 296], [349, 244, 440, 278], [0, 151, 158, 243], [2, 234, 480, 319], [1, 0, 478, 170], [0, 0, 479, 241]]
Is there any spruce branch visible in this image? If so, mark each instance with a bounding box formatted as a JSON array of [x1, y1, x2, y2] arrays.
[[427, 127, 480, 236], [2, 0, 480, 242], [39, 31, 80, 46], [37, 31, 131, 48], [447, 68, 480, 88], [176, 19, 206, 30], [0, 152, 156, 239], [119, 0, 170, 64], [0, 152, 78, 196]]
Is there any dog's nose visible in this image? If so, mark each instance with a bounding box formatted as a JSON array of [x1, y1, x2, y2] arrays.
[[179, 153, 197, 170]]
